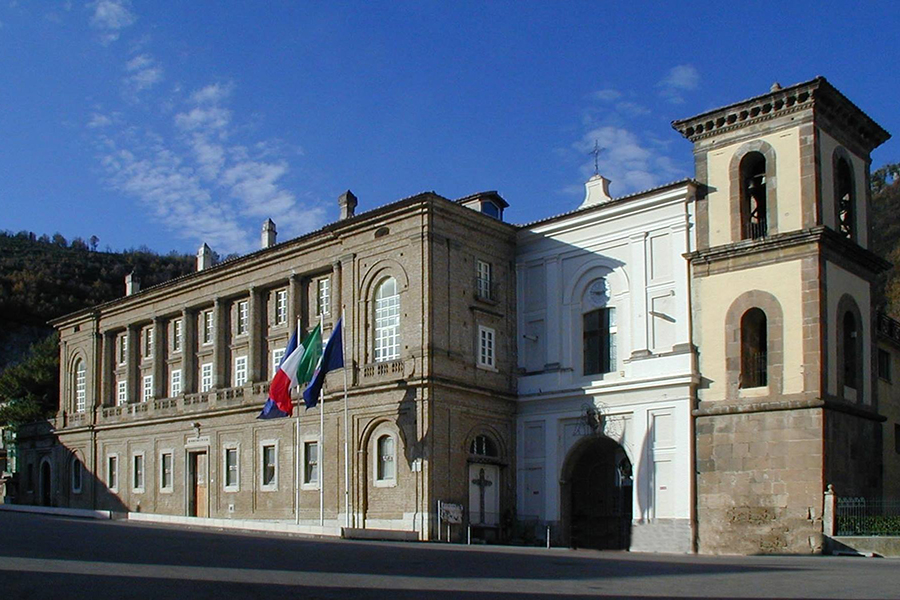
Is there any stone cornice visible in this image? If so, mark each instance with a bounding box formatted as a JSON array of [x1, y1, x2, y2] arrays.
[[686, 226, 890, 275], [672, 77, 890, 152], [693, 396, 885, 422]]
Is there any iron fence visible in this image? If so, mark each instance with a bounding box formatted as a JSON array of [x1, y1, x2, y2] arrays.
[[836, 497, 900, 536]]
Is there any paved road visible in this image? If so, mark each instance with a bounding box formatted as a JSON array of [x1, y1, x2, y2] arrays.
[[1, 511, 898, 599]]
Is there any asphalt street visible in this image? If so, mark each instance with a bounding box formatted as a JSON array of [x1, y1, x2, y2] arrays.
[[1, 511, 898, 599]]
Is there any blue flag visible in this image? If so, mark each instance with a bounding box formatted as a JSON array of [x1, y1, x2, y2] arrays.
[[302, 318, 344, 409]]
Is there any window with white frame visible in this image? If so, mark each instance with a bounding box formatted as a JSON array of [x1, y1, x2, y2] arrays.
[[275, 290, 288, 325], [173, 319, 183, 352], [237, 301, 249, 335], [234, 356, 248, 387], [142, 375, 153, 402], [71, 456, 83, 493], [170, 369, 182, 397], [375, 434, 396, 484], [118, 334, 127, 365], [272, 347, 286, 376], [133, 453, 144, 492], [316, 277, 331, 316], [303, 441, 319, 486], [374, 277, 400, 362], [117, 379, 128, 406], [200, 363, 213, 393], [477, 326, 496, 369], [203, 310, 214, 345], [144, 328, 153, 358], [160, 452, 173, 491], [261, 443, 277, 490], [74, 359, 86, 413], [476, 260, 492, 300], [107, 455, 118, 491], [224, 447, 239, 491]]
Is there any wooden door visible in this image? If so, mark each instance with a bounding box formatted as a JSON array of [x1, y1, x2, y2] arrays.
[[189, 451, 208, 517]]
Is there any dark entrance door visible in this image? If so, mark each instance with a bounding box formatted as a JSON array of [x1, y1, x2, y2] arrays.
[[40, 461, 52, 507], [187, 451, 208, 517], [569, 437, 632, 550]]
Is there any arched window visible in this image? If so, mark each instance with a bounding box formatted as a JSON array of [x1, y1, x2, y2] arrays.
[[376, 434, 395, 482], [374, 277, 400, 362], [740, 152, 767, 239], [71, 456, 83, 493], [470, 434, 498, 457], [843, 311, 858, 390], [74, 359, 86, 413], [835, 157, 855, 240], [740, 308, 767, 388]]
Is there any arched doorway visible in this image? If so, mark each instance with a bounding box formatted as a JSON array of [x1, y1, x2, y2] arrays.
[[562, 436, 632, 550], [40, 460, 52, 507]]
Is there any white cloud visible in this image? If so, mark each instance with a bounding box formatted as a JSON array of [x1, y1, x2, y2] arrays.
[[572, 126, 685, 197], [657, 64, 700, 104], [174, 106, 231, 133], [593, 88, 622, 102], [124, 53, 163, 93], [87, 113, 113, 128], [190, 82, 234, 105], [89, 0, 135, 44]]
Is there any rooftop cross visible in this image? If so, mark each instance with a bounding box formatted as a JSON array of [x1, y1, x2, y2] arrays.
[[590, 140, 604, 176]]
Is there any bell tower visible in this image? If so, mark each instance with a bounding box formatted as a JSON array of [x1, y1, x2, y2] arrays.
[[673, 78, 890, 554]]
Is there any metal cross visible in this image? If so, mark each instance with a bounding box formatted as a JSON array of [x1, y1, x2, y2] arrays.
[[590, 140, 604, 176], [471, 467, 493, 524]]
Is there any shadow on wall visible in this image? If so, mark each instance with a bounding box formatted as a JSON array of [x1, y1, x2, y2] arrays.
[[10, 420, 128, 513], [397, 385, 425, 470]]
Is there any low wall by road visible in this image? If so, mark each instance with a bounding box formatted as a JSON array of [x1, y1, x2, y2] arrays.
[[825, 535, 900, 557]]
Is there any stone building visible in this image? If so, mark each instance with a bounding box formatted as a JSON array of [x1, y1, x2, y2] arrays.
[[674, 78, 891, 554], [876, 313, 900, 502], [17, 190, 519, 539], [15, 76, 898, 553]]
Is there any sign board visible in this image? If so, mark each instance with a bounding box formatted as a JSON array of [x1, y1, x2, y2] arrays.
[[440, 502, 463, 524], [186, 436, 210, 447]]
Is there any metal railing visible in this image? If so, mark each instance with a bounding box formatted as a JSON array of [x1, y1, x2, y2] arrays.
[[836, 497, 900, 536]]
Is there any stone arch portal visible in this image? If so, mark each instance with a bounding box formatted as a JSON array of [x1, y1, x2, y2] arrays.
[[561, 435, 633, 550]]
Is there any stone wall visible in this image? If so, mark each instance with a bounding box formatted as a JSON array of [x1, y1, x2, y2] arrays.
[[696, 406, 824, 554]]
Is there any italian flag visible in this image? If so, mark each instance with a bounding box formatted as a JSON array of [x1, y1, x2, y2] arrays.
[[257, 325, 322, 419]]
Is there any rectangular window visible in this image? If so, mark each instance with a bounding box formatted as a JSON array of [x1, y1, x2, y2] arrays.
[[75, 364, 86, 413], [144, 328, 153, 358], [878, 348, 891, 382], [234, 356, 248, 387], [316, 277, 331, 316], [583, 307, 617, 375], [170, 369, 182, 397], [261, 444, 277, 489], [224, 447, 239, 490], [272, 347, 286, 376], [304, 441, 318, 485], [133, 454, 144, 492], [376, 435, 395, 482], [173, 319, 183, 352], [476, 260, 492, 300], [479, 327, 495, 367], [118, 334, 127, 365], [160, 453, 173, 491], [200, 363, 213, 393], [478, 326, 496, 369], [117, 379, 128, 406], [237, 301, 249, 335], [276, 290, 288, 325], [203, 310, 214, 345], [72, 459, 83, 493], [142, 375, 153, 402], [107, 455, 118, 491]]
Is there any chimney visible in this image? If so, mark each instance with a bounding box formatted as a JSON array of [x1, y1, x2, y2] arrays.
[[579, 174, 613, 209], [125, 271, 141, 296], [197, 243, 213, 271], [262, 218, 277, 249], [339, 190, 358, 220]]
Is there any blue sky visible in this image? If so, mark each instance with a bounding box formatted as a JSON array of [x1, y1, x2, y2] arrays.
[[2, 1, 898, 255]]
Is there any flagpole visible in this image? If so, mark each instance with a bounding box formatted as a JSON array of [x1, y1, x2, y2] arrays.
[[342, 309, 350, 529], [294, 318, 302, 526], [319, 313, 325, 528]]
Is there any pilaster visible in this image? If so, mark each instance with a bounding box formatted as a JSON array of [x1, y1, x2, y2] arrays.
[[181, 308, 197, 393], [152, 317, 165, 399]]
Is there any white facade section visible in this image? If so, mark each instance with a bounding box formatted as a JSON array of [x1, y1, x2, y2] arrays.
[[515, 181, 697, 552]]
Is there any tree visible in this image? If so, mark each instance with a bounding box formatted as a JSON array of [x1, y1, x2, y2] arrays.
[[89, 235, 99, 251], [0, 332, 60, 431], [870, 162, 900, 317]]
